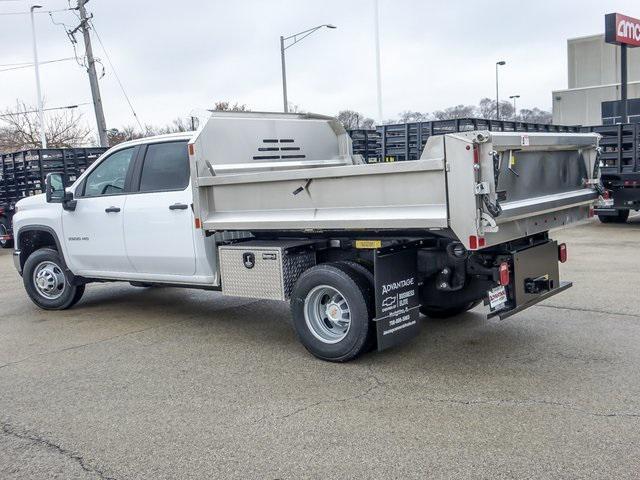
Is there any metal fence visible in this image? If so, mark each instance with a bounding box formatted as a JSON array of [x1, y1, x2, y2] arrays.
[[350, 118, 581, 163], [0, 147, 107, 210], [581, 124, 640, 174]]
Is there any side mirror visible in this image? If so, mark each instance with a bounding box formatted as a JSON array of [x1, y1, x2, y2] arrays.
[[45, 173, 65, 203], [45, 173, 77, 211]]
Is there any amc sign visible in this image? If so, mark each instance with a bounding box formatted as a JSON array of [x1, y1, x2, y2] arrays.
[[606, 13, 640, 47]]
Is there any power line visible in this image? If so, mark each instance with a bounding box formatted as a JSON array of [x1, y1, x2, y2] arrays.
[[0, 102, 91, 118], [0, 57, 74, 73], [0, 8, 72, 16], [0, 60, 32, 67], [88, 18, 143, 130]]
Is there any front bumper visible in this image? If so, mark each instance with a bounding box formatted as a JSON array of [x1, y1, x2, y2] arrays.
[[13, 249, 22, 275]]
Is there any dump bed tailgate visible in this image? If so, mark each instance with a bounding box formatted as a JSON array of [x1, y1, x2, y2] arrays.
[[433, 131, 599, 250]]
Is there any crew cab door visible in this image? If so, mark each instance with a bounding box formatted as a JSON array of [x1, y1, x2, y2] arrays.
[[62, 147, 137, 275], [123, 141, 196, 278]]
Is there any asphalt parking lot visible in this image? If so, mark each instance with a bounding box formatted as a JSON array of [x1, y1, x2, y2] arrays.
[[1, 217, 639, 480]]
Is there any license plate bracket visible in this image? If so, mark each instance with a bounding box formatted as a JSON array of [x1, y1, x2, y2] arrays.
[[488, 285, 507, 309]]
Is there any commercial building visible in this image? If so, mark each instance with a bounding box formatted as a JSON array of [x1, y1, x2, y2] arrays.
[[552, 34, 640, 126]]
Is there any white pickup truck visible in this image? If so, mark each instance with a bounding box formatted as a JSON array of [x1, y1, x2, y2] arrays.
[[12, 112, 600, 362]]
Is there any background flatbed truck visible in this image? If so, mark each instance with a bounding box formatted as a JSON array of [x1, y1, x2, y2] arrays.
[[13, 112, 599, 361]]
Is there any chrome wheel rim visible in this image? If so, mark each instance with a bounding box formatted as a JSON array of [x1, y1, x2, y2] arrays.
[[304, 285, 351, 344], [33, 261, 66, 300]]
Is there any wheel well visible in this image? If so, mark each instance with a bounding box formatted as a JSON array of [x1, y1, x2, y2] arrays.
[[18, 229, 59, 270]]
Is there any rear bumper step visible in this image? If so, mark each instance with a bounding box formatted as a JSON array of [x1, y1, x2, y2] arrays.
[[488, 281, 572, 320]]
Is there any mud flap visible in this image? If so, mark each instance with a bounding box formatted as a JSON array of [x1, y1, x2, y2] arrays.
[[373, 245, 421, 351]]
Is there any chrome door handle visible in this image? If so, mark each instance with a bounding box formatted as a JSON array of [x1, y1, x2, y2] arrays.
[[169, 203, 188, 210], [105, 206, 121, 213]]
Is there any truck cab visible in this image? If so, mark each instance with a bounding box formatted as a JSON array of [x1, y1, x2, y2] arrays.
[[12, 133, 218, 294]]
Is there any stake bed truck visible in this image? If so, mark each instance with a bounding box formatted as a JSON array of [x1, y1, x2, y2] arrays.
[[12, 112, 599, 361]]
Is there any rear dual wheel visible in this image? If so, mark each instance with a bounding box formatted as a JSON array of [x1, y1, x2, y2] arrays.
[[290, 262, 375, 362]]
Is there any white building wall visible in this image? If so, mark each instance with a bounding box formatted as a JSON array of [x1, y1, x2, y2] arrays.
[[553, 34, 640, 125], [553, 82, 640, 126], [568, 35, 640, 88]]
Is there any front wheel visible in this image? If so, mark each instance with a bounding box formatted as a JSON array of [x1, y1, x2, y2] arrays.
[[290, 263, 374, 362], [23, 248, 85, 310]]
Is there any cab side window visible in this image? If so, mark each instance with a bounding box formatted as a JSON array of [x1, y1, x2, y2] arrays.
[[83, 148, 135, 197], [138, 142, 190, 192]]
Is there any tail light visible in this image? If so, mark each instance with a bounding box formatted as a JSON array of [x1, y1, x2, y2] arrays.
[[469, 235, 486, 250], [499, 262, 510, 286], [558, 243, 567, 263], [603, 190, 611, 200]]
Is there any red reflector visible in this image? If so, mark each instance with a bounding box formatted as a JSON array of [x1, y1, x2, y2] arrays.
[[194, 218, 201, 229], [469, 235, 486, 250], [188, 144, 195, 156], [603, 190, 610, 200], [499, 262, 510, 286], [558, 243, 567, 263], [473, 145, 480, 164]]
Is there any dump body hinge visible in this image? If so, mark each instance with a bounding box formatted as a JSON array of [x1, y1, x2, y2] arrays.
[[475, 182, 490, 195]]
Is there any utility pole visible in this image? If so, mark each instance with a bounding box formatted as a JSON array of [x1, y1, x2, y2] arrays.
[[29, 5, 47, 148], [75, 0, 108, 146]]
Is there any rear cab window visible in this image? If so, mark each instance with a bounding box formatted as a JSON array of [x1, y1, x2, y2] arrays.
[[138, 142, 190, 192]]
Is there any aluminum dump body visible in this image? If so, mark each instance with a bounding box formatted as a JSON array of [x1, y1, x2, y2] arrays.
[[190, 112, 599, 250]]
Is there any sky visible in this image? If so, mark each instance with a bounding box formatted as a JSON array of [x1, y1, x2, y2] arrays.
[[0, 0, 637, 136]]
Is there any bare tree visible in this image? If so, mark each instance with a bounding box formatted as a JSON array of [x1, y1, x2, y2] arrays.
[[336, 110, 375, 130], [213, 101, 249, 112], [477, 97, 515, 120], [518, 107, 552, 124], [398, 110, 428, 123], [287, 103, 306, 114], [432, 104, 477, 120], [0, 101, 91, 151], [361, 117, 375, 129]]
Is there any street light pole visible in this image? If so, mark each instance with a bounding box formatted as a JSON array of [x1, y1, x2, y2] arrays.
[[509, 94, 520, 120], [495, 60, 506, 120], [29, 4, 47, 148], [280, 36, 288, 113], [280, 24, 336, 113], [374, 0, 383, 123]]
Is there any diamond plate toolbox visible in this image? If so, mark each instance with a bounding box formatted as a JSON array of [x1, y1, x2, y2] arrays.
[[218, 240, 316, 301]]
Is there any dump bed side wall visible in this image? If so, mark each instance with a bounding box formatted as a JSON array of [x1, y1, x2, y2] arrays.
[[191, 113, 449, 232]]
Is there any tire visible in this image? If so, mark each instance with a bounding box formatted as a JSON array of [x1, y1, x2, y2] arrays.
[[23, 248, 84, 310], [290, 263, 374, 362], [598, 210, 629, 224], [420, 300, 482, 319], [0, 217, 13, 249], [335, 260, 374, 286]]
